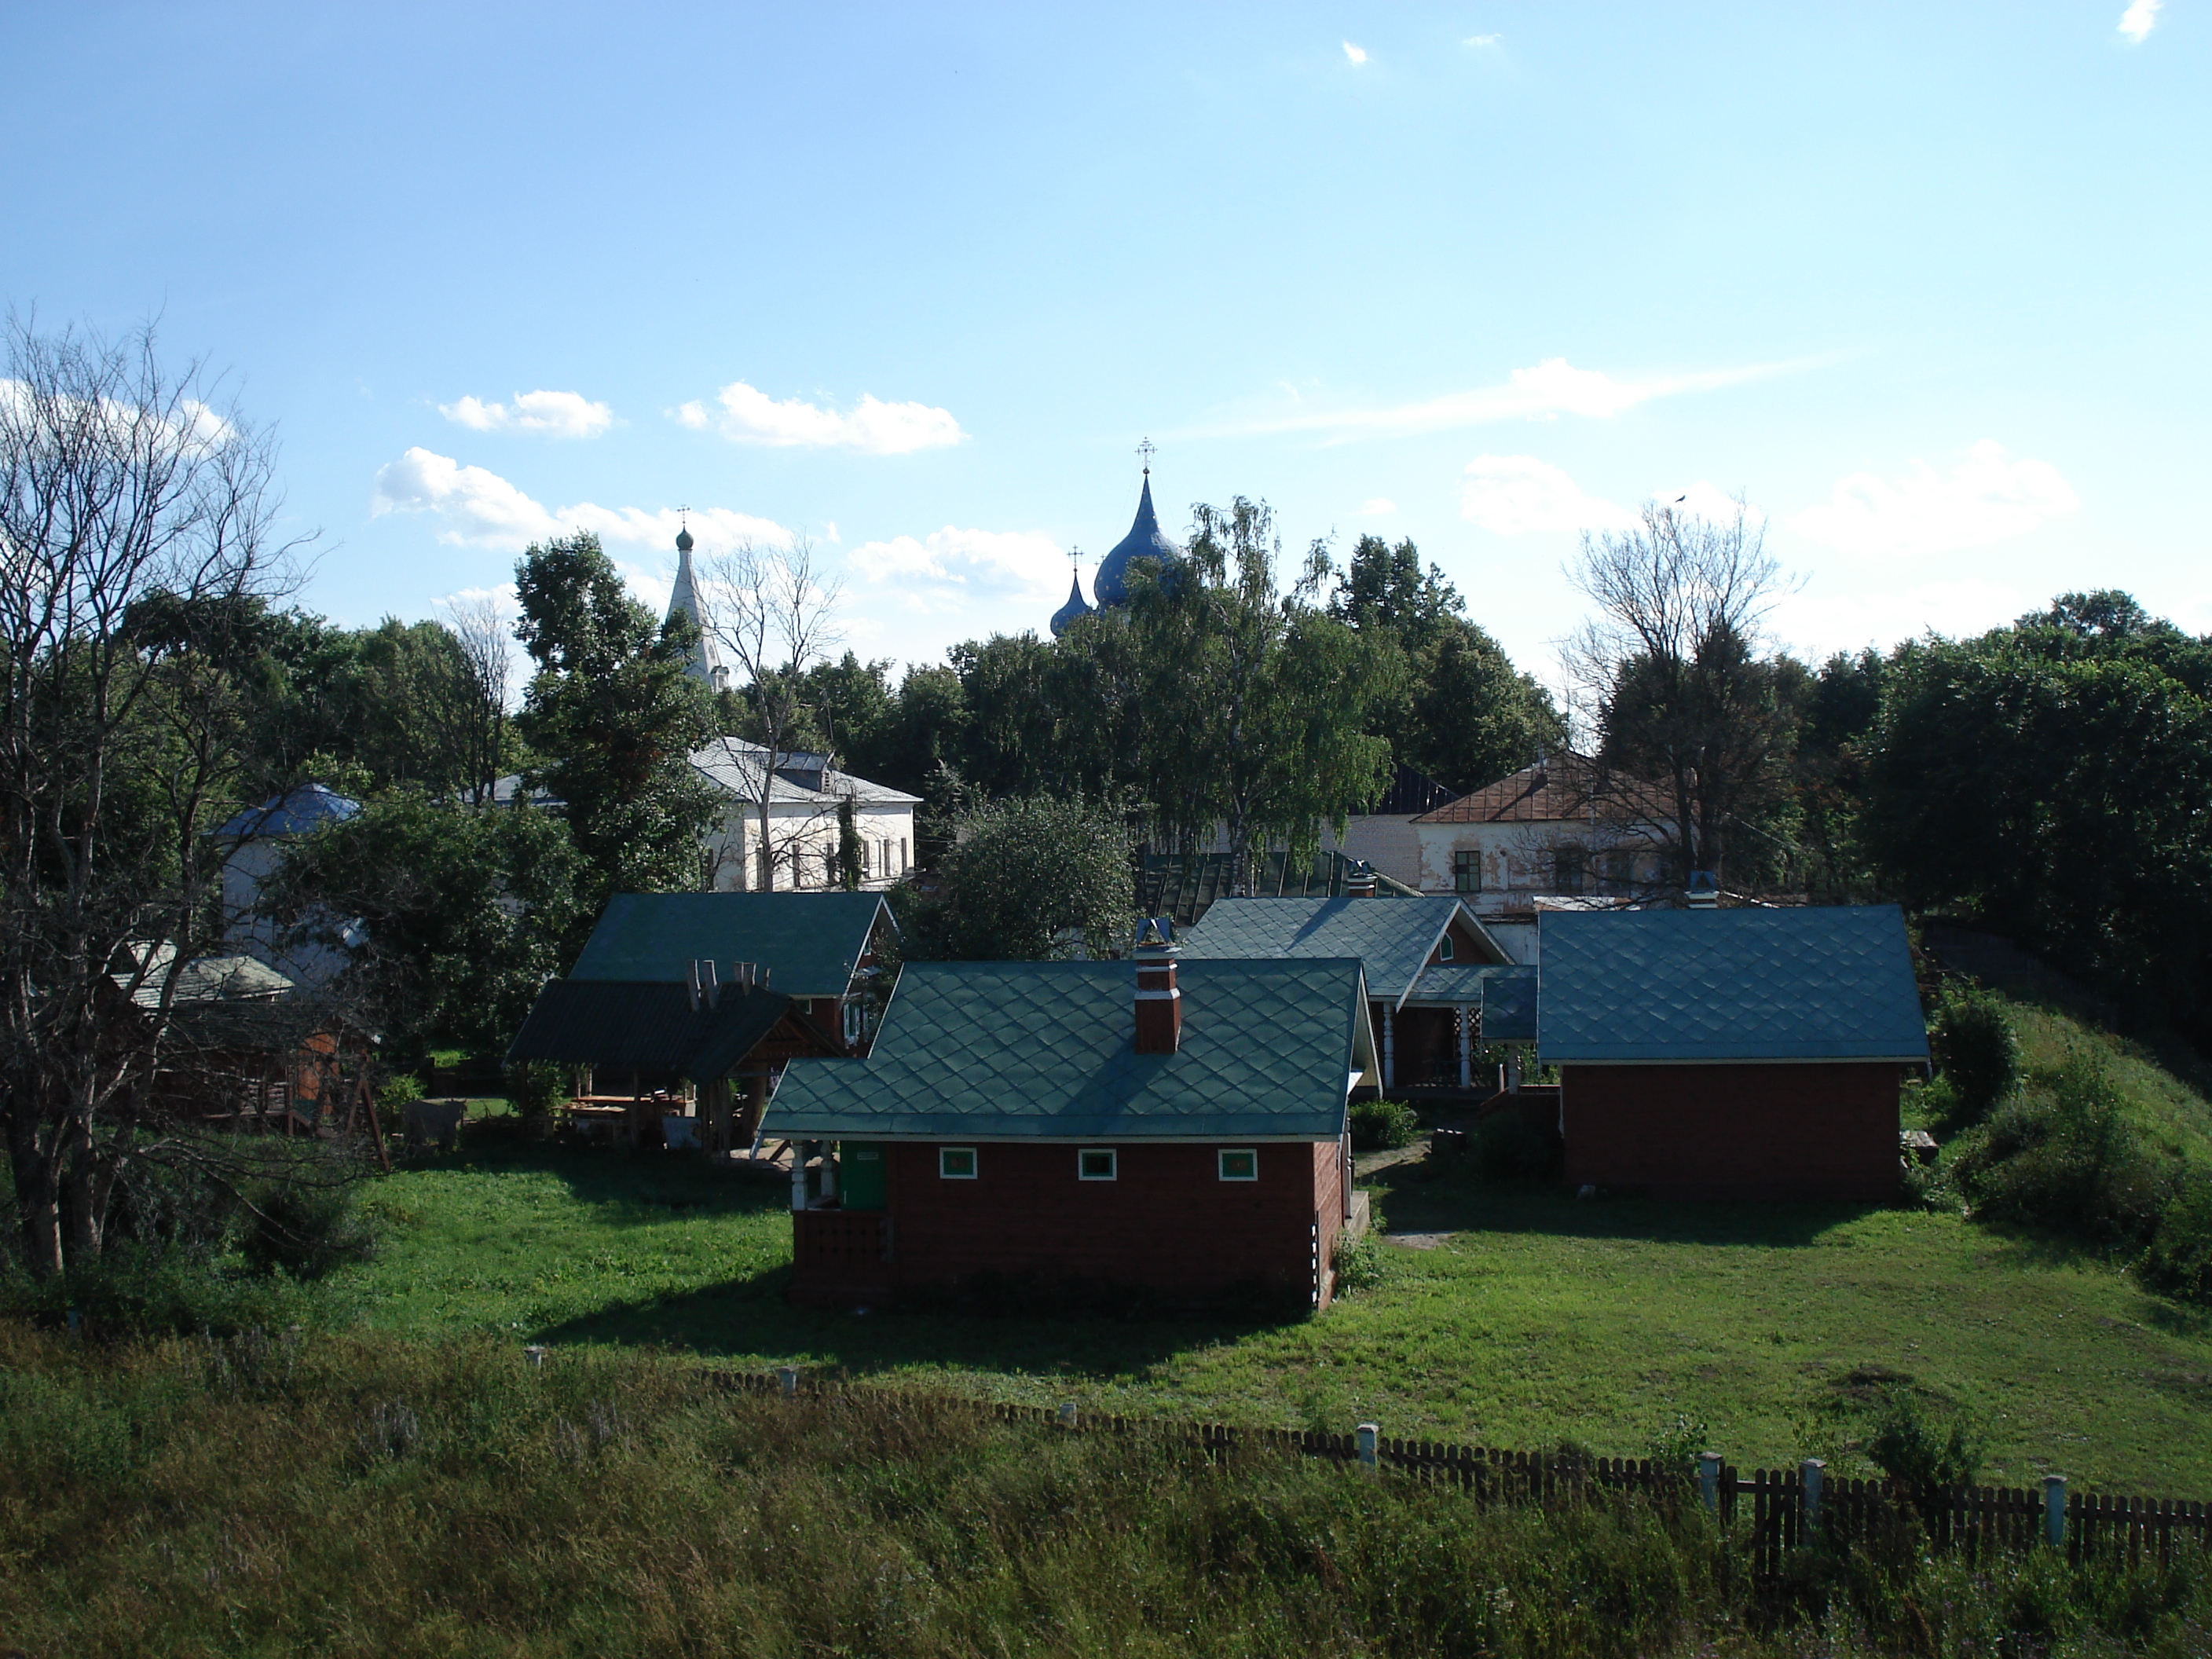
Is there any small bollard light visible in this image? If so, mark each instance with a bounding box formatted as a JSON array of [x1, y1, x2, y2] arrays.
[[1698, 1451, 1722, 1514], [2044, 1474, 2068, 1548], [778, 1365, 801, 1397], [1058, 1401, 1079, 1428], [1800, 1459, 1826, 1536], [1356, 1423, 1379, 1468], [523, 1345, 547, 1371]]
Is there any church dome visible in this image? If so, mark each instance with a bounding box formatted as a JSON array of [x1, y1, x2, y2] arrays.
[[1090, 474, 1181, 609], [1049, 571, 1093, 638], [675, 526, 694, 553]]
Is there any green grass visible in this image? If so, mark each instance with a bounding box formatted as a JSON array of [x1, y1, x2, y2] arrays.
[[2006, 995, 2212, 1167], [338, 1113, 2212, 1495]]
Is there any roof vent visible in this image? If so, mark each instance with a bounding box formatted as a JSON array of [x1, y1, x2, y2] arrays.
[[1133, 916, 1181, 1055], [1346, 861, 1379, 899], [1686, 871, 1719, 910]]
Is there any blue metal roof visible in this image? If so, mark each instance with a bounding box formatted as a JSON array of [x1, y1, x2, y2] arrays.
[[1482, 967, 1539, 1042], [213, 783, 361, 840], [765, 958, 1369, 1141], [1177, 894, 1507, 1006], [1090, 475, 1182, 608], [1536, 905, 1928, 1064]]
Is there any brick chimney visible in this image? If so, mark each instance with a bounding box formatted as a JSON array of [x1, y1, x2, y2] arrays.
[[1346, 861, 1379, 899], [1133, 917, 1181, 1054], [1686, 870, 1719, 910]]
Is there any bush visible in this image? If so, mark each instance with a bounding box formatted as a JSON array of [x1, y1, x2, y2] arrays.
[[2139, 1170, 2212, 1304], [1954, 1049, 2172, 1246], [1861, 1387, 1987, 1487], [1929, 982, 2020, 1126], [1348, 1098, 1418, 1152], [1470, 1110, 1564, 1185], [238, 1172, 378, 1281], [1331, 1230, 1386, 1293]]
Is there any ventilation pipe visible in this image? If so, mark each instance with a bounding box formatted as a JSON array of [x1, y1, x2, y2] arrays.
[[1133, 917, 1182, 1055]]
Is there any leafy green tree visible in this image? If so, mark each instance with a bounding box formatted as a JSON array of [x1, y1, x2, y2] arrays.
[[268, 793, 584, 1066], [512, 533, 720, 936], [895, 793, 1133, 961]]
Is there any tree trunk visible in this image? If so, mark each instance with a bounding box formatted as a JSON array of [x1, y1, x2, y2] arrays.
[[7, 1108, 64, 1281]]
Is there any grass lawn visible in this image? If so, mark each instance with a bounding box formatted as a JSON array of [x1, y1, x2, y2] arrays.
[[340, 1112, 2212, 1496]]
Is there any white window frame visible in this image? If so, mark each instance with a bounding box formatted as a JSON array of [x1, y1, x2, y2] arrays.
[[1077, 1147, 1118, 1181], [1218, 1148, 1258, 1182], [939, 1146, 977, 1180], [1437, 933, 1455, 962], [841, 1000, 863, 1045]]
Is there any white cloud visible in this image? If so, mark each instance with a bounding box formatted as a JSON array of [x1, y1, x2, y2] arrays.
[[371, 447, 791, 552], [1464, 33, 1502, 47], [845, 526, 1068, 612], [1772, 578, 2028, 661], [438, 389, 613, 439], [1202, 354, 1824, 441], [1358, 497, 1397, 518], [1342, 41, 1368, 63], [1459, 456, 1637, 535], [679, 380, 965, 453], [1789, 441, 2078, 560], [2119, 0, 2162, 42]]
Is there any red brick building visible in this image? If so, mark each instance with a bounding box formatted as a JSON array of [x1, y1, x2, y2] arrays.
[[1537, 905, 1928, 1202], [764, 932, 1379, 1312]]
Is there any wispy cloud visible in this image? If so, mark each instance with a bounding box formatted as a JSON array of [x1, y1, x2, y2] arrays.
[[846, 526, 1068, 612], [1464, 33, 1502, 47], [1459, 456, 1636, 535], [1358, 497, 1397, 518], [1789, 441, 2078, 559], [1196, 355, 1825, 441], [438, 389, 613, 439], [370, 447, 791, 552], [1342, 41, 1368, 64], [676, 380, 965, 453], [2119, 0, 2162, 42]]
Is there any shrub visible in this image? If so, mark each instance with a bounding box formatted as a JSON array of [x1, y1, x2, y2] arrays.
[[1861, 1387, 1987, 1488], [1470, 1110, 1564, 1185], [238, 1173, 379, 1281], [2139, 1170, 2212, 1304], [504, 1060, 567, 1136], [1348, 1097, 1418, 1152], [1928, 983, 2020, 1126], [1954, 1049, 2172, 1246], [1331, 1231, 1386, 1293], [1646, 1412, 1712, 1472]]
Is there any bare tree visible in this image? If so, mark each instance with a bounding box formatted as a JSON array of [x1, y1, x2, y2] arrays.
[[697, 538, 844, 890], [441, 593, 514, 804], [0, 317, 313, 1278], [1562, 500, 1799, 888]]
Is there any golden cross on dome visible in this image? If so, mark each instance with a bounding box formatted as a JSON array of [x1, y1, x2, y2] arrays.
[[1136, 437, 1155, 474]]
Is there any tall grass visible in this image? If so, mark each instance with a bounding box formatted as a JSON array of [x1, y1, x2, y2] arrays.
[[0, 1322, 2205, 1657]]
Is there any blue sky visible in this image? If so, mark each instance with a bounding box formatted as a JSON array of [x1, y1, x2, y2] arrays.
[[5, 2, 2206, 696]]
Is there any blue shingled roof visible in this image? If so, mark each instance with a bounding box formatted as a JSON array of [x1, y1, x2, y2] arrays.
[[1176, 894, 1507, 1006], [765, 958, 1371, 1141], [1536, 905, 1928, 1064], [569, 892, 893, 999], [213, 783, 361, 840]]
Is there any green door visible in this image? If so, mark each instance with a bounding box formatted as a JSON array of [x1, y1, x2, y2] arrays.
[[840, 1142, 888, 1210]]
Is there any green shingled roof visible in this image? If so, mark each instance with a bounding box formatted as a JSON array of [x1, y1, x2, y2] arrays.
[[1536, 905, 1928, 1064], [765, 958, 1370, 1141], [1174, 895, 1505, 1007], [505, 980, 833, 1082], [569, 892, 892, 998]]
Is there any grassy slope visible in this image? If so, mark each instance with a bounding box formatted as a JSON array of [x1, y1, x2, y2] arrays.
[[2004, 995, 2212, 1166], [343, 1117, 2212, 1493]]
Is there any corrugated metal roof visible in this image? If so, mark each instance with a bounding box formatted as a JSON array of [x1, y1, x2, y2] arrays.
[[690, 738, 922, 807], [1536, 905, 1928, 1064], [504, 980, 830, 1080], [569, 892, 894, 997], [764, 958, 1368, 1141], [1176, 894, 1507, 1005], [1482, 967, 1539, 1042], [213, 783, 361, 840]]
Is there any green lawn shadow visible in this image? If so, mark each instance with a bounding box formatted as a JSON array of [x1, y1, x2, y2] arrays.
[[392, 1126, 793, 1223], [1374, 1161, 1884, 1248]]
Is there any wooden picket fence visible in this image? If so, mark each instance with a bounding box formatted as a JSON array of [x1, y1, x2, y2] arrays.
[[711, 1368, 2210, 1577]]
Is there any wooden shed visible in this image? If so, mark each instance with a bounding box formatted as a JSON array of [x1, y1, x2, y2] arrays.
[[1536, 905, 1929, 1202], [764, 931, 1379, 1313]]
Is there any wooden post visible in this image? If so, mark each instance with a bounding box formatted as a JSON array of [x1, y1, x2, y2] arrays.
[[1456, 1006, 1471, 1089], [360, 1077, 391, 1174], [628, 1067, 643, 1152], [1381, 1007, 1395, 1090]]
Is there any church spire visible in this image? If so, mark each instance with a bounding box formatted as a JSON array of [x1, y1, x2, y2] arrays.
[[665, 517, 727, 690]]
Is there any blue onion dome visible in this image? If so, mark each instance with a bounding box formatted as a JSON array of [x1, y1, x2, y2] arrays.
[[1049, 570, 1093, 638], [1091, 474, 1181, 608], [675, 525, 694, 553]]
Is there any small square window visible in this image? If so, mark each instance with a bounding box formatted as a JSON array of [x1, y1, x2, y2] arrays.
[[1077, 1148, 1117, 1181], [939, 1146, 977, 1179], [1218, 1148, 1258, 1181], [1452, 849, 1481, 893]]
